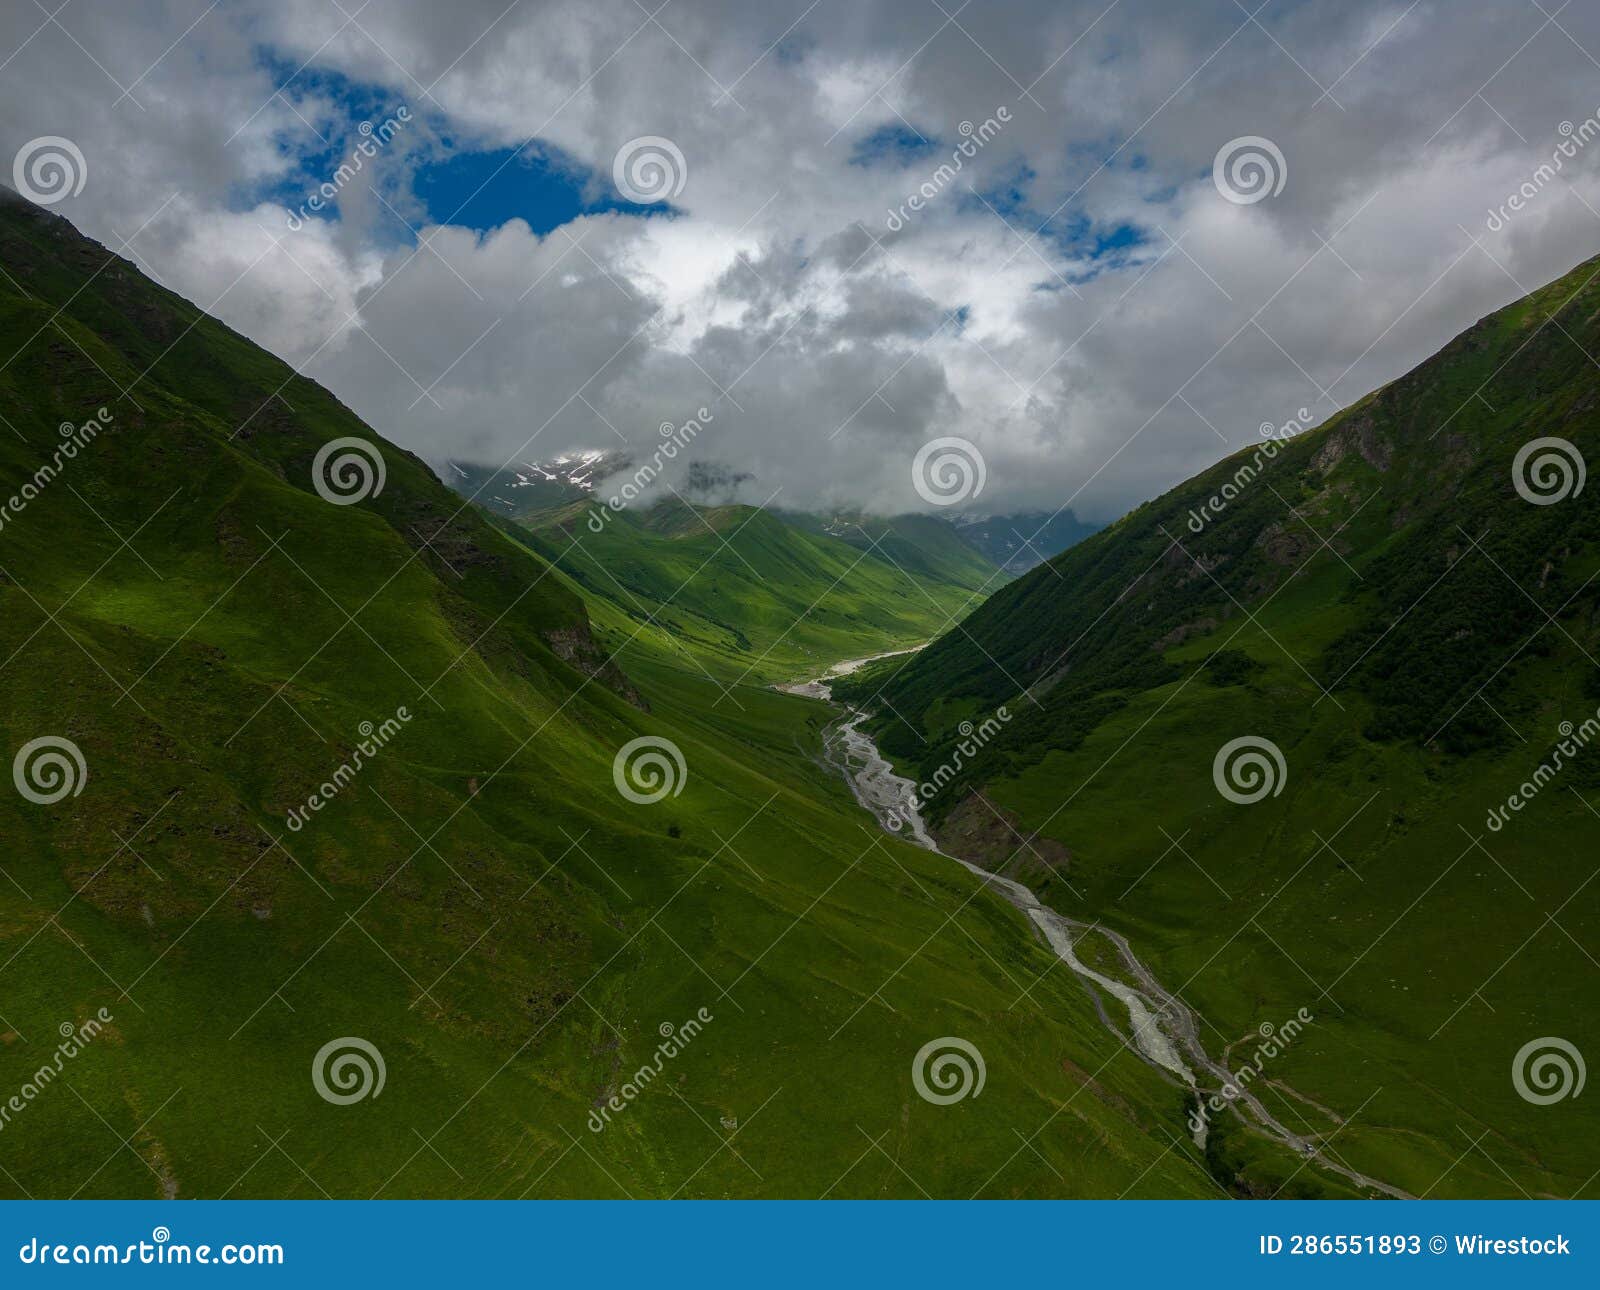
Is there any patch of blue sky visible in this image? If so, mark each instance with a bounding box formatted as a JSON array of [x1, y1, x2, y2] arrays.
[[236, 45, 677, 241], [412, 141, 675, 235], [850, 122, 939, 168], [234, 50, 415, 216], [965, 155, 1153, 285]]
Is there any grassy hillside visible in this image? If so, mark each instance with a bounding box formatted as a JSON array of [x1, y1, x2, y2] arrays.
[[843, 250, 1600, 1199], [781, 510, 1001, 592], [502, 496, 996, 687], [0, 192, 1227, 1200]]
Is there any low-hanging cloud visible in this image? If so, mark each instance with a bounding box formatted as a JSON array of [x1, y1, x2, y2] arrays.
[[5, 0, 1600, 521]]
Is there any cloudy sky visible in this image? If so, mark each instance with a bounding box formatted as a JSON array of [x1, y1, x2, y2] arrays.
[[5, 0, 1600, 521]]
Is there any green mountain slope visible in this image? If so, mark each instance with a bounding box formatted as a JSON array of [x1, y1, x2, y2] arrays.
[[844, 251, 1600, 1198], [782, 510, 1001, 592], [0, 193, 1229, 1200], [500, 497, 996, 686]]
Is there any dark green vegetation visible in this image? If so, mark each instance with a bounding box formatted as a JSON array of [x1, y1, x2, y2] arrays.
[[441, 452, 1004, 686], [844, 251, 1600, 1199], [480, 494, 999, 686], [781, 509, 1003, 597], [0, 194, 1231, 1199], [445, 452, 1008, 613]]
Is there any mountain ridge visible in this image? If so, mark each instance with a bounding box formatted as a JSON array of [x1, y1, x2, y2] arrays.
[[0, 190, 1231, 1201], [838, 243, 1600, 1199]]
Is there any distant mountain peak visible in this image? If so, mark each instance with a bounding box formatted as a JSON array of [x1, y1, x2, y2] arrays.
[[440, 449, 631, 517]]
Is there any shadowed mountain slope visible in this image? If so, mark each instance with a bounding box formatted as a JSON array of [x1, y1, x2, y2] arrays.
[[842, 249, 1600, 1199], [0, 192, 1230, 1201]]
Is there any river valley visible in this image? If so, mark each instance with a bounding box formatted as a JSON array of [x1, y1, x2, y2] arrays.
[[782, 653, 1411, 1200]]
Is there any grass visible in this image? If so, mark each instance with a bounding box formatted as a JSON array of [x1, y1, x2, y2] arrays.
[[499, 497, 997, 687], [847, 249, 1600, 1199], [0, 193, 1222, 1200]]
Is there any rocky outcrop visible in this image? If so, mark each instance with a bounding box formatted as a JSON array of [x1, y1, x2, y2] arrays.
[[933, 790, 1070, 887]]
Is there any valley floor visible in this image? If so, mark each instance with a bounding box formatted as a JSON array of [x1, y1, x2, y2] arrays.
[[790, 652, 1410, 1199]]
